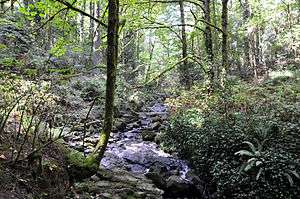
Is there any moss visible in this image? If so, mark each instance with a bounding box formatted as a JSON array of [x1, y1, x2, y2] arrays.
[[62, 146, 99, 181]]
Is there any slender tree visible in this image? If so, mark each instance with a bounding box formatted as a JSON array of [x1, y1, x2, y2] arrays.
[[80, 0, 86, 42], [89, 0, 95, 64], [203, 0, 214, 90], [221, 0, 229, 86], [93, 0, 103, 65], [0, 1, 4, 11], [179, 0, 191, 89], [94, 0, 119, 162]]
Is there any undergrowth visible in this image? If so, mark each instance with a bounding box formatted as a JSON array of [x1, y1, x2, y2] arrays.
[[162, 71, 300, 198]]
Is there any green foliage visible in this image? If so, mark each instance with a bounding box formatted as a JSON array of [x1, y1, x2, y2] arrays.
[[0, 57, 22, 69], [49, 38, 69, 57], [48, 68, 74, 75], [79, 78, 106, 101], [162, 77, 300, 198]]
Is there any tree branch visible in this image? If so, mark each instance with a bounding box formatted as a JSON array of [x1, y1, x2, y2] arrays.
[[140, 23, 205, 33], [54, 0, 107, 28], [0, 0, 10, 3], [145, 56, 190, 85], [142, 15, 182, 41], [190, 9, 224, 34], [35, 7, 68, 32], [122, 0, 204, 11]]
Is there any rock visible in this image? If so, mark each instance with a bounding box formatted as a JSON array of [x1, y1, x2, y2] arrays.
[[151, 116, 162, 123], [145, 163, 168, 189], [133, 191, 147, 198], [100, 193, 113, 198], [113, 118, 127, 132], [149, 121, 161, 130], [140, 118, 150, 126], [96, 169, 114, 180], [71, 169, 163, 199], [185, 170, 205, 194], [165, 175, 193, 197], [84, 137, 97, 144], [141, 130, 157, 142], [154, 132, 163, 144], [90, 175, 100, 182], [127, 122, 140, 130]]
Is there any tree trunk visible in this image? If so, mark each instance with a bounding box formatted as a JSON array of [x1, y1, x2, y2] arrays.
[[212, 0, 219, 78], [221, 0, 229, 86], [89, 1, 95, 65], [240, 0, 251, 78], [46, 20, 53, 51], [179, 0, 191, 89], [1, 2, 4, 11], [121, 30, 137, 72], [93, 0, 103, 65], [94, 0, 119, 163], [80, 0, 86, 42], [204, 0, 214, 90], [145, 41, 155, 82], [10, 0, 14, 13]]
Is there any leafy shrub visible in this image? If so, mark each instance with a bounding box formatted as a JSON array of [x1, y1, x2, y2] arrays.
[[80, 78, 106, 101], [162, 76, 300, 198]]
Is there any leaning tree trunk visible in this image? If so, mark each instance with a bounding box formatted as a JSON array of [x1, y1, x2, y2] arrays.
[[94, 0, 119, 163], [179, 0, 191, 89], [221, 0, 229, 86]]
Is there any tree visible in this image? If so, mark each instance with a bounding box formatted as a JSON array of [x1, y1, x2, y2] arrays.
[[80, 0, 86, 42], [221, 0, 229, 86], [89, 0, 95, 65], [203, 0, 214, 90], [178, 0, 191, 89], [93, 0, 119, 163]]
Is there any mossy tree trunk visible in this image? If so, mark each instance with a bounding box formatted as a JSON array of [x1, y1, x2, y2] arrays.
[[221, 0, 229, 86], [93, 0, 119, 163], [204, 0, 214, 91], [179, 0, 191, 89]]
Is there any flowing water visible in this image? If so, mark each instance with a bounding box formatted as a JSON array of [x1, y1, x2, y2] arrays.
[[67, 102, 206, 198]]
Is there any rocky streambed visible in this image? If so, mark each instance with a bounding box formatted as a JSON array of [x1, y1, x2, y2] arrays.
[[65, 102, 207, 199]]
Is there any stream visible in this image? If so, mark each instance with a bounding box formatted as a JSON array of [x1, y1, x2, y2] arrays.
[[66, 102, 207, 198]]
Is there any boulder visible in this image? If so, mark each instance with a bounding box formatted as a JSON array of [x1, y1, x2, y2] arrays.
[[141, 130, 157, 142], [165, 175, 193, 197], [145, 163, 169, 189], [70, 169, 163, 199]]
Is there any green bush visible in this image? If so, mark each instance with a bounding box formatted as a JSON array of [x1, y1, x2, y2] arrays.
[[162, 78, 300, 198]]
